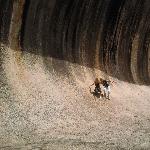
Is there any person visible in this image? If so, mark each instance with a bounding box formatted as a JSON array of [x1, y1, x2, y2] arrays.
[[90, 78, 101, 94], [101, 79, 111, 100]]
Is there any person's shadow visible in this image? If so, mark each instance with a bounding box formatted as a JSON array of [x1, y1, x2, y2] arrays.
[[89, 87, 103, 100]]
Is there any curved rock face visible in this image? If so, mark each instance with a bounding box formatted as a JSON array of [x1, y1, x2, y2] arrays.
[[1, 1, 150, 149], [1, 0, 150, 84]]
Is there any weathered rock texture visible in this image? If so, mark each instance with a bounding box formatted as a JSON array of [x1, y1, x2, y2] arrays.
[[0, 0, 150, 84], [1, 1, 150, 149]]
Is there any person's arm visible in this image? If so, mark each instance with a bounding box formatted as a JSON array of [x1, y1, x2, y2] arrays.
[[90, 83, 94, 87], [106, 80, 111, 83], [107, 80, 116, 86]]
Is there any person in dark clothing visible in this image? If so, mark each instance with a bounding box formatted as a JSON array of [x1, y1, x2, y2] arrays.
[[90, 78, 101, 94]]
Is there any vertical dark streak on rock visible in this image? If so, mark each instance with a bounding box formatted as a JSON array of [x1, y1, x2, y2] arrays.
[[137, 8, 150, 84], [20, 0, 30, 49], [0, 0, 14, 44]]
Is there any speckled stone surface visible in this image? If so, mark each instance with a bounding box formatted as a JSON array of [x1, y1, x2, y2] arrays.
[[0, 0, 150, 149], [0, 45, 150, 149]]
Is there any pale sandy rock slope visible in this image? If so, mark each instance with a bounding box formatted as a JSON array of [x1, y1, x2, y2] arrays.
[[0, 45, 150, 149]]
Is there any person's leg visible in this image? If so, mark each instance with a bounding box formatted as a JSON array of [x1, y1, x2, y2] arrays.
[[98, 86, 101, 93], [107, 91, 110, 99], [107, 86, 110, 100], [94, 87, 97, 93], [104, 87, 107, 98], [98, 87, 102, 98]]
